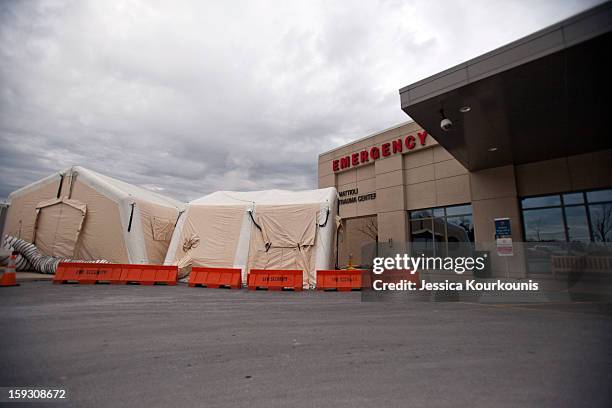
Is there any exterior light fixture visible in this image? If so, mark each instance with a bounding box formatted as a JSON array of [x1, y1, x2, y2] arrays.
[[459, 106, 471, 113], [488, 147, 498, 152]]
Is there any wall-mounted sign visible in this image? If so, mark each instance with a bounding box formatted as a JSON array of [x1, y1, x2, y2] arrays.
[[494, 218, 513, 256], [332, 131, 429, 173], [338, 188, 376, 205]]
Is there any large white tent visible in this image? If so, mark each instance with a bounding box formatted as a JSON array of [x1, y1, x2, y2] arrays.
[[164, 188, 338, 288], [2, 166, 184, 265]]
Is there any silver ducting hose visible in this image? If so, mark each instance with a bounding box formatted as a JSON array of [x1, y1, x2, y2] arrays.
[[1, 235, 110, 274]]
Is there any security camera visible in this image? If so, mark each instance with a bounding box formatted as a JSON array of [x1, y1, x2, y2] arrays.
[[440, 117, 453, 131]]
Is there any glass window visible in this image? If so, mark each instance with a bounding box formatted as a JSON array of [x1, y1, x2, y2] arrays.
[[446, 204, 473, 216], [589, 203, 612, 242], [433, 217, 447, 257], [521, 189, 612, 244], [562, 193, 584, 205], [433, 208, 445, 217], [521, 189, 612, 275], [409, 204, 474, 257], [523, 208, 565, 242], [410, 219, 434, 256], [447, 215, 474, 243], [564, 206, 590, 242], [521, 195, 561, 209], [586, 189, 612, 203], [447, 215, 474, 256], [410, 209, 432, 219]]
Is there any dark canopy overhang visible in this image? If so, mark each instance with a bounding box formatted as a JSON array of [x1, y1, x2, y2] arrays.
[[399, 1, 612, 171]]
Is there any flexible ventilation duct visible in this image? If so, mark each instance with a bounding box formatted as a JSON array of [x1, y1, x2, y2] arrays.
[[1, 235, 109, 274]]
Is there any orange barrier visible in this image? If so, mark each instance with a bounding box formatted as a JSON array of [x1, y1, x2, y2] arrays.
[[189, 267, 242, 289], [53, 262, 124, 284], [247, 269, 303, 291], [120, 264, 177, 285], [316, 270, 363, 291], [53, 263, 177, 285], [0, 251, 19, 287]]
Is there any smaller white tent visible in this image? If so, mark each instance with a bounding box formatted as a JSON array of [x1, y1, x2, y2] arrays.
[[164, 188, 338, 288], [3, 166, 184, 264]]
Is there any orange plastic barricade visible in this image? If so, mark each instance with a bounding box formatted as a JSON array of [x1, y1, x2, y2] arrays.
[[53, 262, 124, 284], [189, 267, 242, 289], [120, 264, 177, 285], [53, 263, 178, 285], [316, 270, 363, 291], [247, 269, 303, 291]]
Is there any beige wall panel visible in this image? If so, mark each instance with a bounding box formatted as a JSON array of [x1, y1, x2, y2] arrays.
[[372, 127, 401, 145], [356, 178, 377, 216], [357, 197, 377, 216], [515, 158, 571, 196], [568, 149, 612, 191], [70, 180, 130, 263], [403, 148, 434, 169], [469, 165, 517, 201], [434, 159, 468, 179], [138, 200, 179, 265], [357, 177, 376, 193], [336, 168, 356, 186], [433, 146, 454, 162], [405, 181, 436, 210], [337, 181, 357, 195], [331, 145, 354, 160], [4, 179, 61, 242], [351, 140, 370, 151], [338, 200, 357, 218], [375, 170, 403, 190], [404, 164, 435, 185], [356, 163, 375, 181], [377, 210, 409, 254], [376, 185, 405, 213], [173, 205, 244, 268], [319, 151, 334, 163], [413, 133, 434, 152], [435, 174, 471, 207], [375, 154, 403, 175], [318, 174, 335, 189]]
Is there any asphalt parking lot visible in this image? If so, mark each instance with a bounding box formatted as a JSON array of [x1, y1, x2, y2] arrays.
[[1, 282, 611, 407]]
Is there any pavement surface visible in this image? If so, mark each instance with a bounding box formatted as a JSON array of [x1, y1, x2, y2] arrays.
[[1, 282, 611, 408], [14, 272, 54, 282]]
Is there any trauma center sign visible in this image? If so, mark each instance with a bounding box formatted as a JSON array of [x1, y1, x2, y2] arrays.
[[332, 131, 429, 172], [338, 188, 376, 205]]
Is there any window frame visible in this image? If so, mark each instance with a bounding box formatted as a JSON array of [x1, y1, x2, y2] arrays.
[[520, 188, 612, 243], [408, 203, 474, 256]]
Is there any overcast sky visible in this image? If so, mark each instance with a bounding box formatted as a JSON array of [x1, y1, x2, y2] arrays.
[[0, 0, 603, 202]]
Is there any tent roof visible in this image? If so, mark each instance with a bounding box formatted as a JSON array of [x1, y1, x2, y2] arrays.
[[10, 166, 183, 210], [190, 188, 337, 206]]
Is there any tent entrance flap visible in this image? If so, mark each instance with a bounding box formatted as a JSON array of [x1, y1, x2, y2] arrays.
[[33, 198, 86, 258], [248, 204, 320, 287]]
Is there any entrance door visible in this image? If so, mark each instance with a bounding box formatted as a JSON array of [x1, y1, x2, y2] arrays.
[[338, 216, 378, 268], [34, 199, 86, 258]]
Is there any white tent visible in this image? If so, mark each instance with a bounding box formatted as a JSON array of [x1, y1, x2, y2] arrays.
[[164, 188, 338, 288], [2, 166, 184, 264]]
